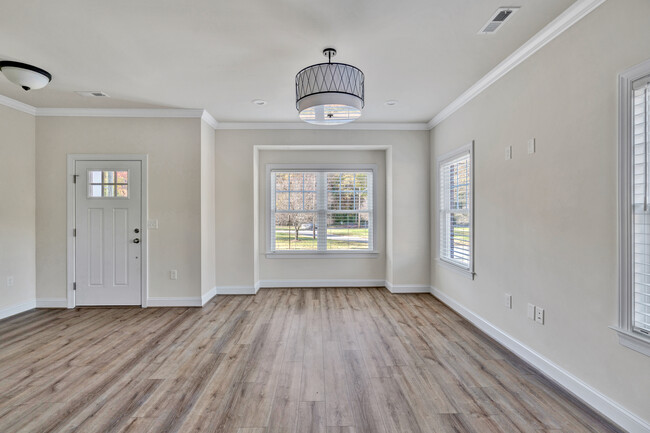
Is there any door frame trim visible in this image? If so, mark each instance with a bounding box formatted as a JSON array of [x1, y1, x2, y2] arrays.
[[66, 154, 149, 308]]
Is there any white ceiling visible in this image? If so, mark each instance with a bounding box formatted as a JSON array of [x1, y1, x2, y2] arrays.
[[0, 0, 574, 123]]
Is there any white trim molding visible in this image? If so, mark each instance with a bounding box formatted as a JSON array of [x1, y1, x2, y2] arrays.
[[385, 282, 431, 294], [427, 0, 607, 129], [0, 301, 36, 320], [201, 287, 218, 305], [35, 107, 207, 118], [430, 287, 650, 433], [0, 94, 37, 115], [217, 286, 257, 295], [217, 122, 429, 131], [35, 298, 68, 308], [257, 279, 385, 289], [147, 297, 203, 307], [201, 111, 218, 129]]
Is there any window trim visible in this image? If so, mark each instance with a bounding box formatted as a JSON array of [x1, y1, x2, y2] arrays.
[[615, 59, 650, 357], [265, 163, 378, 257], [437, 141, 475, 278]]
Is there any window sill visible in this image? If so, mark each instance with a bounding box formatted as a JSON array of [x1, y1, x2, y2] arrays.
[[610, 326, 650, 357], [435, 258, 475, 280], [266, 251, 379, 259]]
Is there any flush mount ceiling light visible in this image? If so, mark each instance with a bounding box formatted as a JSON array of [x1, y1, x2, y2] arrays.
[[0, 61, 52, 91], [295, 48, 364, 125], [252, 99, 267, 106]]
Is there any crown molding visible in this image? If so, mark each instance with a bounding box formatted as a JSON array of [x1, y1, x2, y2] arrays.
[[428, 0, 607, 129], [201, 110, 218, 129], [216, 122, 429, 131], [0, 94, 37, 115], [34, 107, 207, 118], [0, 96, 423, 130]]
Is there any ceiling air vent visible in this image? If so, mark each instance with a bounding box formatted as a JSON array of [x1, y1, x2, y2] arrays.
[[479, 7, 520, 34], [75, 91, 110, 97]]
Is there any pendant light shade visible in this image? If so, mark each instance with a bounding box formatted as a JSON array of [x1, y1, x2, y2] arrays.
[[295, 48, 364, 125], [0, 61, 52, 91]]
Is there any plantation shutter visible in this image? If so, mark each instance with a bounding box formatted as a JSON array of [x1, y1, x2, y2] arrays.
[[632, 75, 650, 334], [439, 149, 472, 271]]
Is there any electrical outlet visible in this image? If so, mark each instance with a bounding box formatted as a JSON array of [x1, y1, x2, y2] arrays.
[[527, 303, 535, 320], [535, 307, 545, 324], [7, 276, 14, 287], [527, 138, 536, 154], [148, 219, 159, 229], [504, 293, 512, 309], [170, 270, 178, 280], [505, 146, 512, 160]]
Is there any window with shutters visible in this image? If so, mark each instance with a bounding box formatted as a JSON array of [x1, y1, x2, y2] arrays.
[[438, 143, 474, 276], [268, 166, 375, 255], [617, 60, 650, 357]]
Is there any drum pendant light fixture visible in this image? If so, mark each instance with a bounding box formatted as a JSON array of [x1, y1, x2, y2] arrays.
[[0, 61, 52, 91], [295, 48, 364, 125]]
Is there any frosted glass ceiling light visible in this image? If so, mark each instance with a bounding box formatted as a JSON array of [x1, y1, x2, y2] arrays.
[[296, 48, 364, 125], [0, 61, 52, 91]]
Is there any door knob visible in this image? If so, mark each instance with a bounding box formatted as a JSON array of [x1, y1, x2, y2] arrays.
[[133, 238, 140, 244]]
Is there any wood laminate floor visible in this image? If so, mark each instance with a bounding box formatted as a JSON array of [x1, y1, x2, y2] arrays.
[[0, 288, 622, 433]]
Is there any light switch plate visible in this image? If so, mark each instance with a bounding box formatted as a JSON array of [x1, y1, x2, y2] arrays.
[[527, 303, 535, 320], [505, 146, 512, 160], [504, 293, 512, 309], [7, 276, 14, 287], [147, 219, 159, 229], [527, 138, 536, 154], [170, 270, 178, 280], [535, 307, 545, 324]]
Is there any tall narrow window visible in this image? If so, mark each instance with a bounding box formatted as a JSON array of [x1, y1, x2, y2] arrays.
[[269, 168, 374, 253], [617, 60, 650, 356], [438, 143, 473, 274], [631, 76, 650, 335]]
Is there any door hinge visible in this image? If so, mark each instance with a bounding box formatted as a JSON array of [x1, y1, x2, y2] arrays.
[[73, 228, 76, 237], [73, 174, 79, 184], [73, 282, 76, 291]]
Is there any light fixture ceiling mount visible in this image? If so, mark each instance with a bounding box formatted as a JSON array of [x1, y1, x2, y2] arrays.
[[295, 48, 364, 125], [0, 60, 52, 91]]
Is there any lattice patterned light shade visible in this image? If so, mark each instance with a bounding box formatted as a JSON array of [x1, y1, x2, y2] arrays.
[[295, 48, 364, 125]]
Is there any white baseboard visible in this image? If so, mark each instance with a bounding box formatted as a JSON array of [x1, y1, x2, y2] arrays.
[[201, 287, 217, 305], [216, 286, 256, 295], [0, 301, 36, 320], [385, 281, 431, 293], [257, 279, 385, 289], [430, 287, 650, 433], [254, 281, 261, 294], [147, 297, 202, 307], [36, 298, 68, 308]]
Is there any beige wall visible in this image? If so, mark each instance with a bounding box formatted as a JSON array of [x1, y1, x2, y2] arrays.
[[201, 120, 216, 296], [215, 129, 430, 290], [258, 149, 386, 282], [430, 0, 650, 421], [0, 105, 36, 313], [35, 117, 202, 301]]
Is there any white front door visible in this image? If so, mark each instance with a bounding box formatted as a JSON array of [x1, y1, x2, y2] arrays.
[[75, 160, 142, 306]]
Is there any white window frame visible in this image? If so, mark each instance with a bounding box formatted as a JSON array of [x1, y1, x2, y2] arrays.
[[615, 59, 650, 357], [437, 142, 474, 278], [266, 163, 378, 258]]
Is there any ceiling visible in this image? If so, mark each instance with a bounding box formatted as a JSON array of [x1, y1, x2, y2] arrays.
[[0, 0, 574, 124]]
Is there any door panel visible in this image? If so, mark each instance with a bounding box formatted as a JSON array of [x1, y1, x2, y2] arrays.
[[75, 160, 142, 306]]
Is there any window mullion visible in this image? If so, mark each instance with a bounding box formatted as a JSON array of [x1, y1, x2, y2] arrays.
[[317, 172, 327, 251]]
